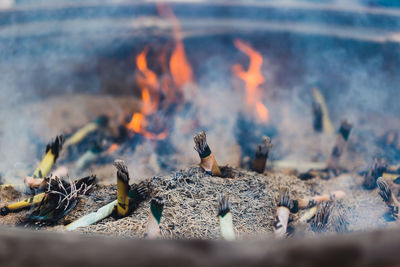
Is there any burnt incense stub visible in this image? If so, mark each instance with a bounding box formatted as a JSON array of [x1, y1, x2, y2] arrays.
[[253, 136, 273, 173], [113, 159, 130, 184], [150, 197, 164, 224], [26, 176, 95, 224], [274, 188, 294, 238], [327, 120, 353, 173], [218, 195, 231, 218], [311, 201, 333, 233], [114, 159, 131, 217], [312, 102, 323, 133], [193, 131, 221, 176], [377, 177, 392, 203], [363, 158, 387, 190], [46, 135, 65, 161], [193, 131, 210, 158], [377, 177, 400, 220]]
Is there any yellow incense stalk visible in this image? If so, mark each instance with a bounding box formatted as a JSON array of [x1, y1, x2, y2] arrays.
[[312, 88, 334, 135], [64, 115, 108, 147], [0, 192, 45, 216], [193, 131, 221, 176], [32, 135, 64, 178], [113, 159, 130, 217]]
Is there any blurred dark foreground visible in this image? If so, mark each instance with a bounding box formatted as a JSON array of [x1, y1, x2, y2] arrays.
[[0, 226, 400, 266]]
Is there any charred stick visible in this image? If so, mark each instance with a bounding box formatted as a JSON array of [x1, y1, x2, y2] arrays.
[[377, 177, 400, 221], [193, 131, 221, 176], [1, 175, 95, 217], [27, 175, 96, 223], [253, 136, 273, 173], [326, 120, 352, 173]]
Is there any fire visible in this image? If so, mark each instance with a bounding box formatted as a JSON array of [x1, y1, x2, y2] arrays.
[[126, 111, 169, 141], [125, 48, 168, 140], [233, 38, 269, 123], [126, 5, 194, 141], [127, 113, 144, 134], [136, 47, 158, 91], [170, 41, 193, 90], [256, 102, 269, 123], [157, 4, 193, 91], [106, 143, 119, 155]]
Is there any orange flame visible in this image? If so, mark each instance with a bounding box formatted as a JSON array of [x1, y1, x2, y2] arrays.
[[256, 102, 269, 123], [158, 4, 193, 90], [170, 41, 193, 89], [106, 143, 119, 155], [136, 47, 159, 91], [126, 47, 169, 140], [126, 111, 169, 141], [233, 39, 269, 123], [126, 5, 194, 141]]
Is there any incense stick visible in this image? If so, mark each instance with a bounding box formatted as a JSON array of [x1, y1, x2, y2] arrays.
[[65, 200, 117, 231], [113, 159, 130, 218], [193, 131, 221, 176], [64, 115, 108, 147], [326, 120, 352, 174], [377, 177, 400, 220], [363, 158, 387, 190], [274, 188, 293, 238], [253, 136, 273, 173], [311, 201, 333, 232], [144, 197, 164, 239], [312, 88, 334, 135], [218, 194, 235, 241], [32, 135, 65, 178]]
